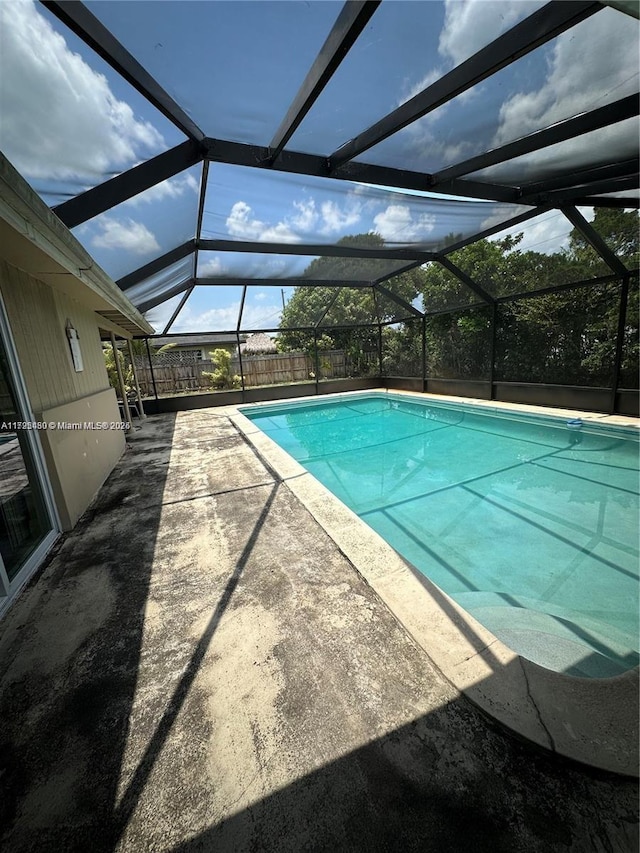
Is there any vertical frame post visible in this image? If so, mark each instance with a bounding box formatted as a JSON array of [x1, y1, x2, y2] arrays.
[[490, 302, 498, 400], [145, 338, 159, 401], [127, 339, 146, 418], [110, 333, 132, 427], [611, 276, 630, 414], [421, 315, 427, 392]]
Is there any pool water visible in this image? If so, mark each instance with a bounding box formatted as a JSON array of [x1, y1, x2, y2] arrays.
[[242, 393, 640, 678]]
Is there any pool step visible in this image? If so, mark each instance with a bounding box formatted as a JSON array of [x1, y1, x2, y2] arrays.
[[453, 592, 638, 678]]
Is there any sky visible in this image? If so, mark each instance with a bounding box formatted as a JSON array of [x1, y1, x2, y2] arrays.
[[0, 0, 637, 334]]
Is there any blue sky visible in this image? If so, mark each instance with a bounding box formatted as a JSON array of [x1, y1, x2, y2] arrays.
[[0, 0, 637, 333]]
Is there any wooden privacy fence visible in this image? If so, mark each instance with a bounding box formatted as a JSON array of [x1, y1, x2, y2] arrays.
[[132, 350, 369, 396]]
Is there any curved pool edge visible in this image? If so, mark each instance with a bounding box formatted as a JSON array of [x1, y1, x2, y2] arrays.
[[229, 398, 639, 778]]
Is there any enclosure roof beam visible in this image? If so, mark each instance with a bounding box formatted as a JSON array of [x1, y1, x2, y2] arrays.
[[519, 158, 639, 199], [117, 241, 196, 291], [205, 138, 520, 203], [576, 196, 639, 209], [42, 1, 205, 142], [560, 206, 629, 275], [438, 257, 495, 305], [198, 239, 437, 262], [195, 277, 374, 287], [315, 287, 344, 327], [53, 140, 205, 228], [374, 283, 424, 318], [439, 206, 550, 257], [430, 94, 639, 186], [137, 280, 194, 315], [163, 286, 193, 335], [522, 174, 639, 206], [494, 269, 637, 304], [327, 0, 601, 168], [269, 1, 380, 161]]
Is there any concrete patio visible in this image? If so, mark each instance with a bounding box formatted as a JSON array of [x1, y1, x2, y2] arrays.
[[0, 409, 637, 852]]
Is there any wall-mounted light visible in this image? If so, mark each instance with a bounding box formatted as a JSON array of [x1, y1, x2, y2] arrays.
[[66, 320, 83, 372]]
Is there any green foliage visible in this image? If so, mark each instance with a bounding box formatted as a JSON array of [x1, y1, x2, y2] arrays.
[[274, 212, 639, 389], [103, 345, 133, 393], [202, 348, 241, 390]]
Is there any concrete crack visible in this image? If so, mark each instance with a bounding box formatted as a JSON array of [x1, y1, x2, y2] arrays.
[[520, 660, 557, 752]]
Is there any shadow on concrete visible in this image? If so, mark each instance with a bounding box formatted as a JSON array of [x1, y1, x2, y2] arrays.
[[0, 416, 179, 851], [109, 481, 279, 846], [169, 676, 638, 853]]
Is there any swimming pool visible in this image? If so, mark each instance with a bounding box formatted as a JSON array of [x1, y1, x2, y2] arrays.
[[241, 392, 639, 678]]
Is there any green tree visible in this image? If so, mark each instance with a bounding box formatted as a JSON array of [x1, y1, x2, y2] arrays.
[[103, 344, 133, 393], [202, 349, 241, 390]]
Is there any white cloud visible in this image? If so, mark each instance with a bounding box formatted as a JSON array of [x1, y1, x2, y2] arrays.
[[319, 200, 362, 234], [290, 199, 319, 231], [486, 9, 639, 179], [373, 205, 435, 242], [254, 292, 268, 301], [199, 257, 225, 277], [0, 0, 165, 183], [92, 218, 160, 254], [172, 301, 283, 333], [226, 201, 301, 243], [125, 172, 199, 206], [487, 210, 588, 255], [438, 1, 543, 67]]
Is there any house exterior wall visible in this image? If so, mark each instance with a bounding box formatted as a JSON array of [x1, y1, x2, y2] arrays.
[[0, 259, 125, 529]]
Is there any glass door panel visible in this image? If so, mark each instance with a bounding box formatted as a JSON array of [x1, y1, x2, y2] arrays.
[[0, 339, 52, 582]]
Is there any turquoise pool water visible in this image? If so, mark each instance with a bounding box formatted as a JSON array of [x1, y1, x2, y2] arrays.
[[242, 393, 640, 678]]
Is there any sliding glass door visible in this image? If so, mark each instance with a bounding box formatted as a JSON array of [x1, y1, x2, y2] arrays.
[[0, 298, 58, 612]]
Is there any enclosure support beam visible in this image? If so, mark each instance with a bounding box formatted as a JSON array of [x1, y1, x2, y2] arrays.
[[145, 338, 159, 401], [236, 329, 246, 395], [110, 333, 132, 426], [269, 0, 380, 161], [430, 94, 639, 186], [198, 239, 437, 263], [126, 338, 146, 418], [137, 280, 194, 315], [53, 140, 204, 228], [205, 138, 519, 203], [328, 0, 600, 168], [118, 241, 196, 291], [163, 286, 193, 335], [421, 315, 427, 391], [374, 284, 424, 318], [519, 159, 639, 200], [489, 302, 498, 401], [523, 174, 639, 206], [437, 257, 495, 305], [43, 1, 205, 141], [560, 206, 629, 276], [194, 160, 210, 277], [611, 276, 630, 414], [315, 288, 343, 327], [313, 330, 320, 392]]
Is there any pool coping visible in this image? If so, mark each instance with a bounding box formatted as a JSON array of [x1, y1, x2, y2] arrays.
[[228, 389, 639, 778]]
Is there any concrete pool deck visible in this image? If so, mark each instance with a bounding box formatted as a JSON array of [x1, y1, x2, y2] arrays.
[[232, 389, 639, 778], [0, 406, 638, 851]]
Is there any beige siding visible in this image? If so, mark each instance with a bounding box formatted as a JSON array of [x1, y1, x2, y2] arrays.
[[0, 259, 110, 412]]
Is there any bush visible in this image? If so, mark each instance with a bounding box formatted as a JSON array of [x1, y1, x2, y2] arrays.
[[202, 348, 241, 390]]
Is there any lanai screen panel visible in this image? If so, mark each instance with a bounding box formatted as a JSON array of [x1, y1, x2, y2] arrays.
[[71, 165, 201, 282], [469, 119, 639, 187], [240, 286, 299, 331], [287, 0, 544, 157], [202, 162, 528, 253], [167, 285, 246, 334], [451, 210, 611, 298], [363, 6, 638, 174], [85, 0, 342, 143], [0, 0, 186, 207], [125, 256, 194, 310]]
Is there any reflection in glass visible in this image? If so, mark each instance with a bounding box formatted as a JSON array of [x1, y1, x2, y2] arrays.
[[0, 346, 50, 581]]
